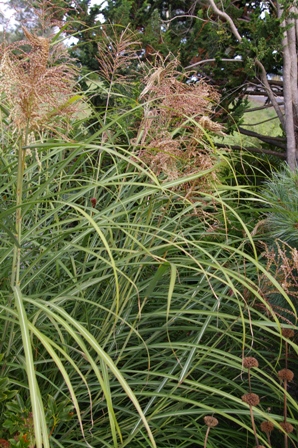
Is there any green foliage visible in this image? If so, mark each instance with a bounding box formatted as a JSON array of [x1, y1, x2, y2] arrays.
[[0, 100, 297, 447], [0, 17, 297, 448], [0, 373, 17, 412]]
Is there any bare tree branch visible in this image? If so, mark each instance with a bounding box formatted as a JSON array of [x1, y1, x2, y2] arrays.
[[245, 104, 282, 113], [215, 143, 286, 159], [162, 14, 207, 25], [185, 58, 243, 70], [242, 116, 280, 127], [163, 5, 283, 132], [238, 127, 286, 150], [254, 59, 285, 129], [207, 0, 285, 130], [207, 0, 242, 41]]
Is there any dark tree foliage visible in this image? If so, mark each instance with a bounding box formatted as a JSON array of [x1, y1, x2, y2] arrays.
[[9, 0, 289, 162], [62, 1, 283, 129], [66, 0, 103, 72]]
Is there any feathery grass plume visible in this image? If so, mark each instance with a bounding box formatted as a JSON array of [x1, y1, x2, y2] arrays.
[[96, 25, 141, 85], [95, 23, 141, 122], [0, 26, 79, 140], [135, 54, 225, 195]]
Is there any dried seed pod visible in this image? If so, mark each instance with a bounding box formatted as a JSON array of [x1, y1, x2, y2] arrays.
[[280, 422, 294, 433], [260, 421, 274, 433], [204, 416, 219, 427], [90, 197, 97, 208], [282, 328, 295, 338], [278, 368, 294, 382], [243, 357, 259, 368], [241, 393, 260, 406]]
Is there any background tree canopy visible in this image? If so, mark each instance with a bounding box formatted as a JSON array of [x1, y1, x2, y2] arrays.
[[56, 0, 298, 166], [3, 0, 293, 164]]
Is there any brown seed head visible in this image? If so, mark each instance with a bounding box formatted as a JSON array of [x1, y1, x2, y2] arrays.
[[204, 416, 218, 427], [282, 328, 295, 339], [90, 197, 97, 208], [241, 393, 260, 406], [278, 368, 294, 382], [260, 421, 274, 433], [280, 422, 294, 433], [243, 357, 259, 369]]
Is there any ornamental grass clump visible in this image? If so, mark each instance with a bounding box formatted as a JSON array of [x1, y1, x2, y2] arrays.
[[0, 25, 80, 284], [0, 26, 80, 448]]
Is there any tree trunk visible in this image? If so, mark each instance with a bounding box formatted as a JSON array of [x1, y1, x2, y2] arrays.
[[208, 0, 298, 169], [278, 3, 298, 169]]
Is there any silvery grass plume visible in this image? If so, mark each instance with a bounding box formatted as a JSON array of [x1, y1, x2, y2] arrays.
[[0, 27, 80, 140]]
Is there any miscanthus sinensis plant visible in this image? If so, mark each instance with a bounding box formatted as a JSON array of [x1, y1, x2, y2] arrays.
[[0, 23, 158, 448], [0, 26, 81, 448]]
